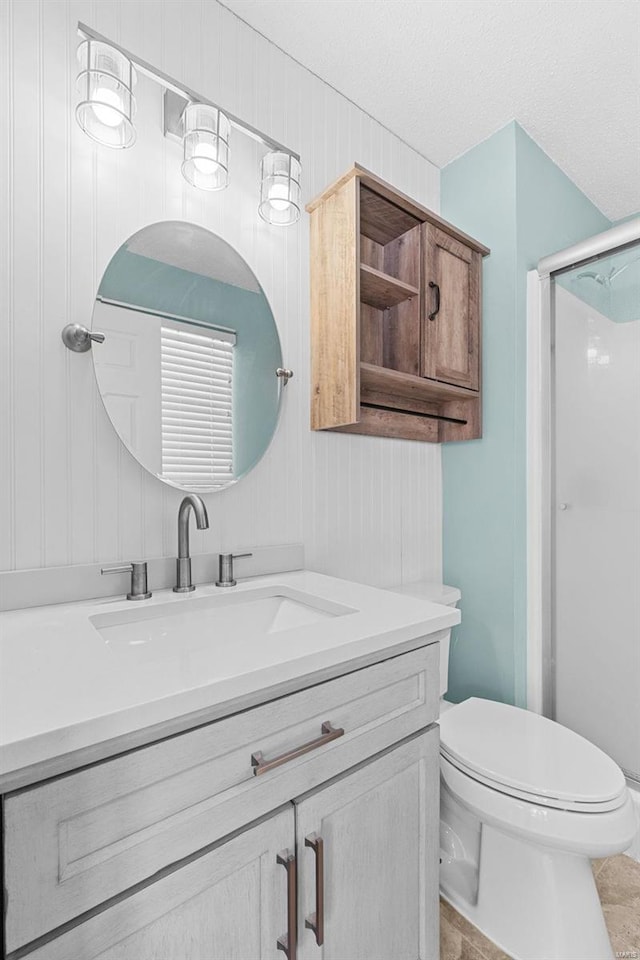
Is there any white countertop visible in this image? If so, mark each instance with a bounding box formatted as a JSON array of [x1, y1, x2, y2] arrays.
[[0, 570, 459, 787]]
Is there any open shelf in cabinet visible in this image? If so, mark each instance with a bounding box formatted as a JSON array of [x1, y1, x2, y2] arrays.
[[357, 363, 479, 442], [360, 265, 419, 310], [360, 186, 421, 244], [360, 363, 476, 405]]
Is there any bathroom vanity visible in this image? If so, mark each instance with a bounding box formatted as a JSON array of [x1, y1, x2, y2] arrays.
[[0, 571, 458, 960], [0, 190, 458, 959]]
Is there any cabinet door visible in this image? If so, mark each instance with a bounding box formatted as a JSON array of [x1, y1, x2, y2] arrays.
[[296, 730, 439, 960], [26, 807, 295, 960], [422, 224, 481, 391]]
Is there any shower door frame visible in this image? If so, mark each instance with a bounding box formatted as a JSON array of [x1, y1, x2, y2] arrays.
[[526, 216, 640, 723]]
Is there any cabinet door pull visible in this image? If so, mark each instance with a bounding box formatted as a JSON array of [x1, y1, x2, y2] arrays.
[[251, 722, 344, 776], [304, 833, 325, 946], [277, 850, 297, 960], [428, 281, 440, 321]]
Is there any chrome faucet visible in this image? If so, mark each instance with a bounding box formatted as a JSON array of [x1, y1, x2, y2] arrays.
[[173, 495, 209, 593]]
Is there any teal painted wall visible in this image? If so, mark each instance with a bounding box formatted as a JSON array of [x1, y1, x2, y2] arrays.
[[99, 248, 282, 478], [441, 121, 610, 707]]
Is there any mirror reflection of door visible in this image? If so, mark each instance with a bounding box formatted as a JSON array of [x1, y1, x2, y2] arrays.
[[91, 221, 282, 493], [93, 300, 162, 476], [93, 305, 236, 487]]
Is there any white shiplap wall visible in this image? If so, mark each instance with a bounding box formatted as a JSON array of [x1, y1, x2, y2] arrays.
[[0, 0, 442, 588]]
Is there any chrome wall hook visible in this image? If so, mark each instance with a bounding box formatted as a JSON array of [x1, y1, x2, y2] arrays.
[[276, 367, 294, 385], [61, 323, 106, 353]]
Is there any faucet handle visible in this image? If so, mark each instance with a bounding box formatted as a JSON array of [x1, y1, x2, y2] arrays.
[[101, 561, 152, 601], [216, 552, 253, 588]]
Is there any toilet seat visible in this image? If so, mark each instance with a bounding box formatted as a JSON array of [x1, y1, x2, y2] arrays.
[[439, 697, 627, 813], [441, 750, 627, 812]]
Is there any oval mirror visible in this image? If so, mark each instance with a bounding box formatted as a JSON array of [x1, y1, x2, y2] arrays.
[[92, 221, 283, 492]]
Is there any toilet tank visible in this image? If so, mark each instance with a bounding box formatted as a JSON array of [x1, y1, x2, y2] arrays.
[[385, 582, 461, 696]]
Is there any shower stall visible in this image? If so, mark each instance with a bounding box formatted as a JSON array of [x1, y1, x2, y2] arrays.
[[528, 218, 640, 828], [552, 242, 640, 786]]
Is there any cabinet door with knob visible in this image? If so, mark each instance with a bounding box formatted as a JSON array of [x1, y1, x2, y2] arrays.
[[422, 224, 481, 392], [25, 807, 296, 960], [295, 730, 440, 960]]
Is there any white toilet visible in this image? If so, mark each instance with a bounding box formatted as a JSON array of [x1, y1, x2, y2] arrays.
[[389, 582, 637, 960]]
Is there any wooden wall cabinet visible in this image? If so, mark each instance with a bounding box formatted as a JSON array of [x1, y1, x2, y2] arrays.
[[308, 165, 489, 442]]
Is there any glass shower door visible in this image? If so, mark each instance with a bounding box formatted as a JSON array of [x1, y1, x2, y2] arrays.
[[552, 243, 640, 782]]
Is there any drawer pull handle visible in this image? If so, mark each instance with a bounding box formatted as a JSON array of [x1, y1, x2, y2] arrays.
[[251, 721, 344, 776], [277, 849, 297, 960], [305, 833, 325, 946]]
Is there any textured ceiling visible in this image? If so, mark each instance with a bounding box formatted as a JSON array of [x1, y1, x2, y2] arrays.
[[220, 0, 640, 220]]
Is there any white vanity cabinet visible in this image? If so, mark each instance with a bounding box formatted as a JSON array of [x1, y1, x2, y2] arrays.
[[3, 643, 441, 960], [25, 807, 296, 960], [21, 733, 438, 960], [296, 732, 438, 960]]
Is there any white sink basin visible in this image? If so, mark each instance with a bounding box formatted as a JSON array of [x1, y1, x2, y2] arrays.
[[90, 585, 356, 659], [1, 570, 461, 780]]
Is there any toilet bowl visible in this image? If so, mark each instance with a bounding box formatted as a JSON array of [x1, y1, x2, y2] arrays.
[[387, 581, 637, 960], [439, 697, 636, 960]]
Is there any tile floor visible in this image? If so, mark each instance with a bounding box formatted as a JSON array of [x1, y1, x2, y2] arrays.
[[593, 854, 640, 957], [440, 854, 640, 960], [440, 897, 510, 960]]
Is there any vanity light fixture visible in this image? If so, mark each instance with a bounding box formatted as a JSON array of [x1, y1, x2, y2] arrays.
[[75, 38, 136, 148], [74, 23, 302, 225], [181, 104, 230, 192], [258, 152, 302, 226]]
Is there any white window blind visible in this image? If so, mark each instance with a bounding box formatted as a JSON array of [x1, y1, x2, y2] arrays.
[[161, 323, 235, 488]]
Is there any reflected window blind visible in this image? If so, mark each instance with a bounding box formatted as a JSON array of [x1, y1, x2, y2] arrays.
[[161, 323, 235, 487]]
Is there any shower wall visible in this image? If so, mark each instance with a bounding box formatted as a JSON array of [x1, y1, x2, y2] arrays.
[[553, 282, 640, 780]]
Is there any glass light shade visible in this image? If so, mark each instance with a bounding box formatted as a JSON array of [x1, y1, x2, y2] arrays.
[[181, 104, 230, 191], [75, 39, 136, 148], [258, 152, 301, 226]]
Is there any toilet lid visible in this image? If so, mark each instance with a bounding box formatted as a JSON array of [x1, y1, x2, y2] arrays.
[[439, 698, 626, 807]]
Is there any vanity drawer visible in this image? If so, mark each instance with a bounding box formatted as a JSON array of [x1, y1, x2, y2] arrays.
[[4, 642, 439, 951]]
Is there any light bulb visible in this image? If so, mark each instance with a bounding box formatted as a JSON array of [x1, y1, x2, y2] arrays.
[[267, 182, 290, 212], [75, 39, 136, 148], [259, 152, 301, 226], [192, 141, 221, 175], [181, 104, 230, 190], [91, 86, 125, 127]]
